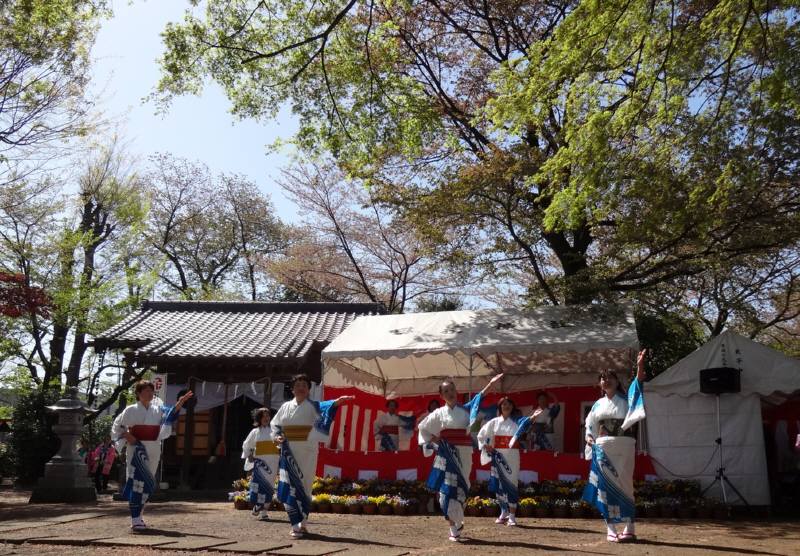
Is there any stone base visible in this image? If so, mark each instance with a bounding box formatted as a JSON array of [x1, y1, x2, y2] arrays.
[[29, 486, 97, 503]]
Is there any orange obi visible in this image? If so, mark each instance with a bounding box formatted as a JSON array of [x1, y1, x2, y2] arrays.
[[440, 428, 472, 446], [282, 426, 312, 441], [255, 440, 280, 455], [129, 425, 160, 441], [494, 435, 516, 449], [378, 426, 399, 435]]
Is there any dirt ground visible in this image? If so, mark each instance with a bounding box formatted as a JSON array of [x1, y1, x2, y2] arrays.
[[1, 490, 799, 555]]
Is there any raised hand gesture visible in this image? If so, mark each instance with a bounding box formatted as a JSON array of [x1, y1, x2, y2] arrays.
[[175, 390, 194, 411], [636, 349, 647, 381]]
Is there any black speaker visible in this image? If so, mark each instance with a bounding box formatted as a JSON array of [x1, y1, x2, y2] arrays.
[[699, 367, 741, 394]]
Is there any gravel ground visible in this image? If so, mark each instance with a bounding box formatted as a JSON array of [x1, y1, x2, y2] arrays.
[[1, 491, 799, 555]]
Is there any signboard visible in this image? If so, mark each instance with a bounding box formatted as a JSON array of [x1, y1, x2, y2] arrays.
[[152, 373, 167, 402]]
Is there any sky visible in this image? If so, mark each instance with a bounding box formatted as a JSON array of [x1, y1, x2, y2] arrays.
[[90, 0, 300, 221]]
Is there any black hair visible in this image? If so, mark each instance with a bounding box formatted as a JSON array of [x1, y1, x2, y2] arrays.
[[253, 407, 271, 427], [292, 373, 312, 389]]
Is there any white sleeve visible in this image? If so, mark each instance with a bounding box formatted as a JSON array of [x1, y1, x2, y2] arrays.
[[585, 401, 599, 441], [241, 428, 257, 459], [112, 406, 132, 450], [271, 403, 287, 435], [417, 410, 442, 446], [373, 412, 385, 435], [477, 418, 495, 449]]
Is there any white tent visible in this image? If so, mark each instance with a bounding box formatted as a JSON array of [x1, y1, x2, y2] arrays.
[[322, 304, 639, 397], [646, 330, 800, 506]]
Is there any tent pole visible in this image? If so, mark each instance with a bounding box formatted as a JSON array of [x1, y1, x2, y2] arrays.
[[468, 353, 474, 400]]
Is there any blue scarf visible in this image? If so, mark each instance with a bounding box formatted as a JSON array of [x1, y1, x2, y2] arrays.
[[488, 449, 519, 511], [122, 442, 156, 518], [276, 440, 312, 526], [249, 458, 275, 508], [426, 439, 470, 522]]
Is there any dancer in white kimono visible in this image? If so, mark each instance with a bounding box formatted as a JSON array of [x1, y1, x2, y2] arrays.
[[477, 397, 526, 526], [112, 380, 193, 530], [582, 349, 647, 543], [242, 407, 279, 521], [373, 400, 415, 451], [418, 373, 503, 542], [272, 374, 354, 539]]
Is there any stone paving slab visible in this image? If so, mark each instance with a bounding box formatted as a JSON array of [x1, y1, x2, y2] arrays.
[[0, 521, 57, 533], [92, 535, 178, 547], [0, 532, 55, 544], [47, 512, 108, 524], [270, 543, 347, 556], [155, 537, 238, 551], [337, 549, 410, 556], [207, 541, 293, 554], [28, 534, 115, 545]]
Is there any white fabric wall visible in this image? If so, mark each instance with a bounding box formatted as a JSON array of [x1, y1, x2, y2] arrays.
[[163, 381, 323, 413], [646, 393, 770, 505]]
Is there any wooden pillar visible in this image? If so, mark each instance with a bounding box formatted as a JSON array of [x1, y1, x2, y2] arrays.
[[179, 377, 197, 490]]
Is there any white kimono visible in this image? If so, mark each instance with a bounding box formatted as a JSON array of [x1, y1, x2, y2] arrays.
[[585, 392, 629, 457], [241, 425, 279, 473], [477, 416, 521, 483], [271, 398, 328, 500], [112, 401, 174, 480], [373, 411, 403, 451]]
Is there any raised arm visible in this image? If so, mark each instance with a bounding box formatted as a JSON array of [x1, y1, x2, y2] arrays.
[[636, 349, 647, 382], [478, 373, 504, 397]]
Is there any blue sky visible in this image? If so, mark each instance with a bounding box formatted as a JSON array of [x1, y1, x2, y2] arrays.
[[90, 0, 300, 221]]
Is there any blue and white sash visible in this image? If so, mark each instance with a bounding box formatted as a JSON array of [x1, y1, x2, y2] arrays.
[[488, 449, 519, 511], [276, 440, 311, 526], [249, 458, 274, 508], [582, 437, 636, 523], [122, 442, 156, 518], [379, 431, 398, 451], [426, 439, 470, 522]]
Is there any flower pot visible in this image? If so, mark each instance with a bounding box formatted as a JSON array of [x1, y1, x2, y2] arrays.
[[695, 506, 712, 519], [482, 506, 499, 517], [331, 503, 346, 514], [569, 506, 586, 518], [677, 507, 694, 519], [417, 501, 428, 515], [363, 503, 377, 515], [553, 507, 569, 518], [379, 505, 393, 515], [516, 506, 533, 518], [393, 505, 406, 516], [659, 505, 677, 518], [466, 506, 481, 517], [317, 503, 331, 513], [349, 504, 363, 515], [270, 500, 284, 511], [713, 506, 729, 520], [234, 499, 250, 510], [534, 506, 552, 518]]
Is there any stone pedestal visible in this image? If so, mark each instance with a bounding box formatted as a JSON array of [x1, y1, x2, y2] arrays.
[[29, 388, 97, 503]]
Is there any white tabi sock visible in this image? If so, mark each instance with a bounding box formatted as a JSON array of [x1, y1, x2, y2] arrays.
[[606, 522, 618, 537]]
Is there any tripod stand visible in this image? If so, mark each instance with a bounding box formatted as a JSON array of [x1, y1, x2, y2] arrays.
[[701, 394, 749, 506]]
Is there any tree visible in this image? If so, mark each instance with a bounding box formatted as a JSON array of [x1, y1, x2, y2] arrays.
[[145, 153, 284, 300], [268, 160, 466, 312], [0, 138, 150, 389], [156, 1, 800, 308], [0, 1, 109, 186]]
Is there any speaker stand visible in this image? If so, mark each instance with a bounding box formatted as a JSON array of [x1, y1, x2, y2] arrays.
[[701, 395, 749, 506]]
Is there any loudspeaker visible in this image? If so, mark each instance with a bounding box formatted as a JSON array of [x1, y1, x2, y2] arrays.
[[699, 367, 741, 394]]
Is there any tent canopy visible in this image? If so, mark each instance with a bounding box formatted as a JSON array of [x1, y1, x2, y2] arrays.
[[648, 330, 800, 397], [322, 305, 639, 396]]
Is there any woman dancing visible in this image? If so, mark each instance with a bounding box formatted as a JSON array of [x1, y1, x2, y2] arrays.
[[582, 349, 647, 543]]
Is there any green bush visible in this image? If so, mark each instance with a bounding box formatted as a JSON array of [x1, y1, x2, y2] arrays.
[[82, 414, 114, 447], [0, 442, 14, 479], [10, 389, 60, 485]]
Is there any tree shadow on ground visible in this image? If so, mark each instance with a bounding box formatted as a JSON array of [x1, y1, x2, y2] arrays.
[[635, 539, 784, 555], [303, 532, 418, 550], [458, 536, 600, 553]]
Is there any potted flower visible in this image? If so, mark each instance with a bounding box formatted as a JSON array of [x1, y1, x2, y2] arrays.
[[363, 496, 379, 515], [232, 478, 250, 491], [346, 495, 364, 514], [377, 495, 393, 515], [694, 498, 713, 519], [677, 500, 695, 519], [315, 493, 332, 513], [534, 497, 552, 518], [713, 501, 730, 520], [330, 495, 347, 514], [657, 497, 678, 518], [517, 497, 536, 518], [637, 500, 654, 519], [482, 498, 499, 517], [465, 496, 483, 517], [233, 492, 250, 510], [270, 499, 284, 511], [552, 498, 570, 518]]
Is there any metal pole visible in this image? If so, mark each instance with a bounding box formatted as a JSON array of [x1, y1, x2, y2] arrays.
[[716, 395, 729, 504]]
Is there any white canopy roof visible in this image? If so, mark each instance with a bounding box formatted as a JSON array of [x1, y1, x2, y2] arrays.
[[322, 305, 639, 396], [648, 330, 800, 397]]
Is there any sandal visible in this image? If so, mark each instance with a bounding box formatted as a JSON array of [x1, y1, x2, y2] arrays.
[[290, 530, 304, 539], [495, 516, 508, 524], [606, 533, 619, 543], [618, 533, 637, 543]]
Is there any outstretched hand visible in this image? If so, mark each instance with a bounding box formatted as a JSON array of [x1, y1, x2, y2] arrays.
[[175, 390, 194, 411], [636, 349, 647, 381], [334, 395, 356, 406]]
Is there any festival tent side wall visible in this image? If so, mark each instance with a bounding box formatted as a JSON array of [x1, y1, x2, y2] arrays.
[[319, 305, 655, 481], [645, 330, 800, 506]]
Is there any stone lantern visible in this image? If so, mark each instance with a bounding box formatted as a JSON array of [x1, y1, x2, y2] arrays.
[[29, 387, 97, 503]]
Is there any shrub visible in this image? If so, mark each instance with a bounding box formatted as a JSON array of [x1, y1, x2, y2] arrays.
[[10, 388, 60, 485]]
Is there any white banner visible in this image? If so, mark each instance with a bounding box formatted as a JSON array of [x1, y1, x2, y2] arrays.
[[152, 373, 168, 402]]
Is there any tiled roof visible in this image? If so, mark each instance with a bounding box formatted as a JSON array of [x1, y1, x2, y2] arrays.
[[92, 301, 385, 362]]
